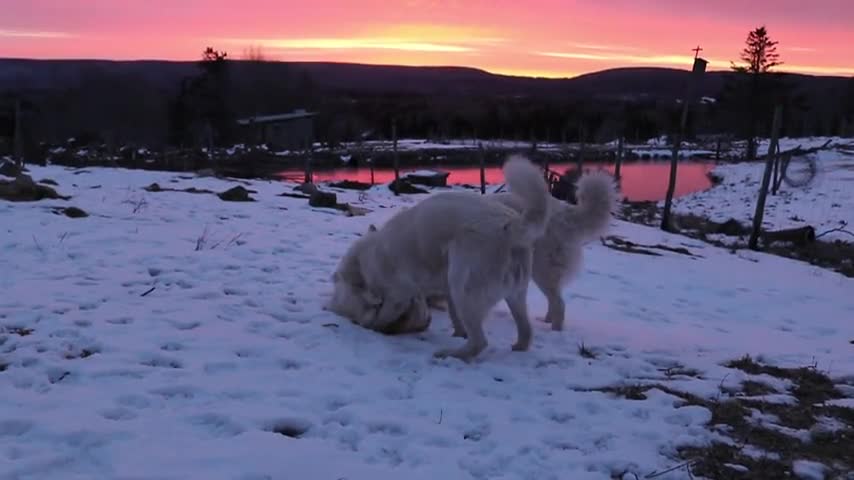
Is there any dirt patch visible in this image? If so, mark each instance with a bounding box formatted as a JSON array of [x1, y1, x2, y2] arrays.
[[598, 355, 853, 479], [0, 175, 70, 202]]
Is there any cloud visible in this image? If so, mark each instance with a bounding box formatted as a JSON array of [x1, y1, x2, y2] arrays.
[[0, 28, 72, 39], [219, 24, 504, 55], [787, 46, 818, 53], [238, 37, 476, 53], [538, 50, 726, 66], [570, 42, 644, 52]]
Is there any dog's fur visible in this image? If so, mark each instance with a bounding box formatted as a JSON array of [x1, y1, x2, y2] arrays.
[[326, 156, 550, 361]]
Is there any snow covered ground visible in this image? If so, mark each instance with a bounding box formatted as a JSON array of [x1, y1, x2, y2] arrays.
[[670, 137, 854, 243], [1, 165, 852, 479]]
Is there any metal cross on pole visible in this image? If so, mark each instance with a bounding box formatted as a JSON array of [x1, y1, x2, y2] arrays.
[[692, 45, 703, 59]]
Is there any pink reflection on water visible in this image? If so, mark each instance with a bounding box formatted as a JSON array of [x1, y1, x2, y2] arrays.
[[278, 161, 715, 202]]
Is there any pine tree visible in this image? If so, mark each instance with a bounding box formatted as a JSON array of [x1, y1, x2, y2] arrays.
[[732, 26, 782, 75], [724, 26, 787, 160]]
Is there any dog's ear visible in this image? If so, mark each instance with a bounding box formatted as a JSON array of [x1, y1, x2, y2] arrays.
[[368, 224, 377, 232]]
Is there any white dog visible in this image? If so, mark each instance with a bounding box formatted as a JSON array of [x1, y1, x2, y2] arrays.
[[489, 170, 619, 330], [326, 156, 550, 361]]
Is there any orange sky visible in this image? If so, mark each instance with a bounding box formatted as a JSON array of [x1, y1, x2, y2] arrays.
[[2, 0, 853, 78]]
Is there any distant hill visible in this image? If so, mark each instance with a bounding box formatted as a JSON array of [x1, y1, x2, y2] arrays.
[[1, 58, 847, 99], [1, 58, 850, 147]]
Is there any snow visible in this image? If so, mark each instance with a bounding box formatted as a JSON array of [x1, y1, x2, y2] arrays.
[[792, 459, 827, 480], [1, 165, 852, 480], [670, 137, 854, 243], [404, 169, 448, 177]]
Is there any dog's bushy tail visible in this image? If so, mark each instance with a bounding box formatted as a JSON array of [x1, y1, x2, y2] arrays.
[[564, 170, 620, 241], [503, 155, 550, 243]]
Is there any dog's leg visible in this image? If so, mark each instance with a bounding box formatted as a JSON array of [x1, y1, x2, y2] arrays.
[[533, 269, 566, 331], [446, 295, 467, 338], [505, 289, 533, 351], [542, 286, 566, 331], [433, 297, 488, 361]]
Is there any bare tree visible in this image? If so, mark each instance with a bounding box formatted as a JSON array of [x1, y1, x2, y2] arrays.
[[242, 45, 267, 62]]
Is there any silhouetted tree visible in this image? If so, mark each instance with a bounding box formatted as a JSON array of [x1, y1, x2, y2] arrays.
[[843, 77, 854, 136], [723, 26, 787, 160], [168, 47, 235, 147]]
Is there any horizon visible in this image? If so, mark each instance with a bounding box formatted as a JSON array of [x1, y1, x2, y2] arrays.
[[0, 56, 776, 81], [2, 0, 853, 78]]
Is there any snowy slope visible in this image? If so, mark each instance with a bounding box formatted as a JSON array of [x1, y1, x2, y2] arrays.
[[1, 165, 852, 480], [670, 137, 854, 242]]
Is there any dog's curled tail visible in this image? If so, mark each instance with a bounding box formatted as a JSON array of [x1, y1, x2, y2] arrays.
[[570, 170, 620, 241], [503, 155, 550, 242]]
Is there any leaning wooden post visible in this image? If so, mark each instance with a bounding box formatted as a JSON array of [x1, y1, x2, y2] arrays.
[[661, 55, 708, 232], [478, 141, 486, 195], [577, 124, 585, 172], [615, 135, 624, 181], [749, 105, 783, 251], [392, 118, 400, 195]]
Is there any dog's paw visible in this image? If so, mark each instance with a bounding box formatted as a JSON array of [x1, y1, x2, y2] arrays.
[[433, 348, 475, 362], [451, 328, 468, 339], [511, 341, 531, 352]]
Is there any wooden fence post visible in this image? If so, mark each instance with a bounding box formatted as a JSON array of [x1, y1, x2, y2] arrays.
[[392, 118, 400, 195], [615, 135, 624, 181], [13, 99, 23, 167], [479, 142, 486, 195], [749, 105, 784, 250]]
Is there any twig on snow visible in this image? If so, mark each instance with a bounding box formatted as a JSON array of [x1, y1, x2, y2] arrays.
[[32, 234, 45, 254], [645, 459, 698, 479], [815, 221, 854, 240]]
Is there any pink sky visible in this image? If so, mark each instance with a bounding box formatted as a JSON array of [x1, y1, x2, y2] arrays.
[[2, 0, 853, 77]]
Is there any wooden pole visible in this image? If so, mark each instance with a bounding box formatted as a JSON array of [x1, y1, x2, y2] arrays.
[[479, 142, 486, 195], [660, 103, 690, 232], [661, 56, 707, 232], [615, 135, 624, 181], [13, 99, 23, 167], [577, 125, 585, 172], [369, 158, 375, 186], [561, 126, 567, 163], [303, 140, 313, 184], [771, 144, 780, 195], [749, 105, 783, 250], [392, 118, 400, 196]]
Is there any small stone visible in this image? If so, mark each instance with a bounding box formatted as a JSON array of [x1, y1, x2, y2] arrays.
[[218, 186, 255, 202], [62, 206, 88, 218], [308, 190, 337, 208]]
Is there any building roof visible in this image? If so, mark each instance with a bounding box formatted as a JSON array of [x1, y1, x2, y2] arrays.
[[236, 109, 317, 126]]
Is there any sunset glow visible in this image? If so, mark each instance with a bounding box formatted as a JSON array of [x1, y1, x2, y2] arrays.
[[2, 0, 853, 77]]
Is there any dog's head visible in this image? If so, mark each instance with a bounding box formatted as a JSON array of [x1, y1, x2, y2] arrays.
[[326, 225, 382, 323], [326, 224, 430, 334]]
